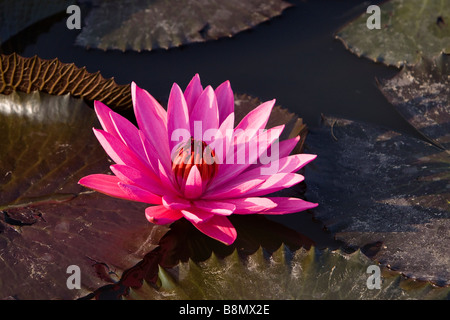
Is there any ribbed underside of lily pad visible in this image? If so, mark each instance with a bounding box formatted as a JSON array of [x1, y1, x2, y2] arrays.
[[0, 53, 132, 110]]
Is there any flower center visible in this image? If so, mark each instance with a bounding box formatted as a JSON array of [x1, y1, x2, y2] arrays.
[[172, 138, 218, 187]]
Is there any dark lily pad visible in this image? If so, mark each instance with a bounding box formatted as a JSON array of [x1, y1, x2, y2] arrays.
[[335, 0, 450, 67], [0, 53, 132, 110], [305, 115, 450, 286], [0, 91, 168, 299], [75, 0, 292, 52], [127, 245, 450, 300], [83, 214, 318, 300], [378, 53, 450, 150], [0, 0, 71, 44]]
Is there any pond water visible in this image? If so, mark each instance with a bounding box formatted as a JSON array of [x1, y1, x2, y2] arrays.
[[0, 0, 426, 249]]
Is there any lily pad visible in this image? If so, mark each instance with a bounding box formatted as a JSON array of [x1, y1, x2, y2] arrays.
[[0, 0, 71, 44], [0, 53, 132, 110], [75, 0, 293, 52], [82, 214, 318, 300], [127, 245, 450, 300], [378, 53, 450, 150], [335, 0, 450, 67], [305, 115, 450, 286], [0, 91, 168, 299]]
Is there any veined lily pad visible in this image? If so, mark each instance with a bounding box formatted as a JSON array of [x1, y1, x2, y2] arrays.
[[335, 0, 450, 67], [0, 91, 168, 300], [378, 53, 450, 150], [305, 116, 450, 286], [127, 245, 449, 300], [75, 0, 293, 52]]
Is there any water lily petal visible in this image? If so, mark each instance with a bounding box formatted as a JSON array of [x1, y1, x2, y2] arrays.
[[273, 154, 317, 173], [110, 164, 165, 196], [234, 99, 275, 133], [94, 101, 119, 138], [278, 135, 301, 158], [184, 73, 203, 113], [118, 182, 163, 204], [157, 160, 181, 195], [244, 153, 317, 178], [210, 125, 284, 187], [138, 130, 159, 174], [192, 216, 237, 245], [203, 177, 265, 199], [241, 173, 305, 197], [183, 165, 203, 199], [167, 83, 190, 152], [93, 128, 151, 174], [109, 110, 149, 165], [222, 197, 278, 214], [207, 112, 234, 165], [215, 80, 234, 124], [181, 208, 214, 223], [78, 174, 130, 199], [145, 205, 183, 225], [263, 197, 318, 214], [189, 86, 219, 138], [162, 194, 191, 210], [131, 82, 171, 169], [193, 200, 236, 215]]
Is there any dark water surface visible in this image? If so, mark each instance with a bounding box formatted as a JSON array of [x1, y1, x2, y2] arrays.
[[1, 0, 425, 249]]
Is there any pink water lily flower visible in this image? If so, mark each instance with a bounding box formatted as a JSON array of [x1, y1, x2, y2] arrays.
[[79, 74, 317, 245]]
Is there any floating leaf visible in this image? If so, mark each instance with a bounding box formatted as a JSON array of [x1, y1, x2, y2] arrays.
[[305, 115, 450, 286], [76, 0, 292, 52], [84, 213, 317, 300], [0, 91, 168, 299], [378, 53, 450, 150], [0, 53, 132, 110], [0, 0, 71, 44], [127, 245, 449, 300], [335, 0, 450, 67]]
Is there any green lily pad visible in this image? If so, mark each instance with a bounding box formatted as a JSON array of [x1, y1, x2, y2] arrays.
[[378, 53, 450, 150], [305, 115, 450, 286], [127, 245, 449, 300], [75, 0, 292, 52], [335, 0, 450, 67], [0, 0, 71, 44], [0, 91, 168, 299]]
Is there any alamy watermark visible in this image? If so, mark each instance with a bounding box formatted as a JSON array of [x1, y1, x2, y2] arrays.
[[366, 5, 381, 30], [66, 5, 81, 30], [366, 265, 381, 289], [170, 123, 281, 176], [66, 265, 81, 290]]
